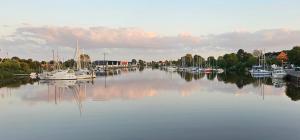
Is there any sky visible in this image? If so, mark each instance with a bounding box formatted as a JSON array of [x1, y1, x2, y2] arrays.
[[0, 0, 300, 61]]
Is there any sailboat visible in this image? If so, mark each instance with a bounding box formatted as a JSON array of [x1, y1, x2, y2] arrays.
[[74, 41, 96, 79], [39, 50, 77, 80], [249, 50, 271, 77], [44, 69, 77, 80]]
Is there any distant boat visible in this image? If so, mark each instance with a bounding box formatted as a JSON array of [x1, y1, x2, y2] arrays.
[[272, 67, 287, 79], [95, 66, 105, 73], [216, 68, 224, 74], [167, 66, 177, 72], [249, 65, 271, 77], [178, 67, 185, 72], [204, 68, 213, 73], [30, 72, 38, 79], [250, 50, 271, 77]]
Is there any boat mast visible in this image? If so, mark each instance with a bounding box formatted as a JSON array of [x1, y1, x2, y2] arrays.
[[52, 49, 56, 70], [76, 40, 81, 70]]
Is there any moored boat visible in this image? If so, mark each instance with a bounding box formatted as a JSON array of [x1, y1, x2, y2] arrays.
[[204, 68, 213, 73], [40, 69, 77, 80], [272, 67, 287, 79], [167, 66, 177, 72], [249, 65, 271, 77]]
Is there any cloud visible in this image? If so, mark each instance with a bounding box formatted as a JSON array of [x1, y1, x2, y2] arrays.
[[208, 29, 300, 52], [0, 26, 299, 60]]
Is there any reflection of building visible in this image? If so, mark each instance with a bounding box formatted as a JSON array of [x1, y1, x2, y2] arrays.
[[93, 60, 136, 69]]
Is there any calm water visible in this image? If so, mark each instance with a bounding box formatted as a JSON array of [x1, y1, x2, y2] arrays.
[[1, 68, 300, 140]]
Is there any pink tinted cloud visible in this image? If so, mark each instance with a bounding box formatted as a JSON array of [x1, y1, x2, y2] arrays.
[[0, 26, 300, 60]]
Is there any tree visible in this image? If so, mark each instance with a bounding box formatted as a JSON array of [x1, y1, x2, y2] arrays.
[[80, 54, 91, 68], [223, 53, 239, 69], [184, 54, 193, 67], [193, 55, 205, 67], [237, 49, 251, 62], [207, 56, 216, 68], [276, 51, 288, 66], [287, 46, 300, 66], [138, 59, 146, 67], [63, 59, 76, 68], [11, 56, 20, 61], [217, 56, 226, 68], [131, 59, 137, 65]]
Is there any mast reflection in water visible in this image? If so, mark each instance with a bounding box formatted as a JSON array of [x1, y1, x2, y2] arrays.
[[0, 68, 300, 140]]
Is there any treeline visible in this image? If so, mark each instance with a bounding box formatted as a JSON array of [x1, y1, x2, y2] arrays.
[[217, 46, 300, 72], [152, 46, 300, 73], [0, 55, 142, 79], [0, 57, 41, 79]]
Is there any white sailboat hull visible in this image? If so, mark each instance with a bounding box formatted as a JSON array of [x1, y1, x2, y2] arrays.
[[39, 70, 77, 80]]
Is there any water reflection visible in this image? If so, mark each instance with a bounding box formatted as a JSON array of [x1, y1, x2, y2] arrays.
[[176, 71, 300, 100], [1, 69, 300, 140], [0, 69, 300, 106], [286, 81, 300, 101], [272, 78, 286, 88], [0, 77, 36, 88], [40, 80, 93, 115]]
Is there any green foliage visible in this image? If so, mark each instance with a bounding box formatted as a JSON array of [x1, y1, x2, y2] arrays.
[[207, 56, 216, 68], [0, 57, 43, 79], [184, 54, 193, 67], [63, 59, 76, 68], [217, 49, 257, 72], [193, 55, 205, 67], [223, 53, 239, 70], [138, 59, 146, 67], [287, 46, 300, 66], [131, 59, 137, 65]]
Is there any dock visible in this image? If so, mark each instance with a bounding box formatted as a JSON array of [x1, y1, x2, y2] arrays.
[[286, 69, 300, 87], [13, 74, 30, 76], [286, 69, 300, 77]]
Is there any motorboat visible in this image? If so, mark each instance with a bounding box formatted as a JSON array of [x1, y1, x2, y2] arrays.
[[272, 67, 287, 78]]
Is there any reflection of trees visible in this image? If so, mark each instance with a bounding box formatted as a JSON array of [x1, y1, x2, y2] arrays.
[[184, 72, 193, 82], [206, 72, 217, 81], [178, 72, 205, 82], [0, 77, 36, 88], [285, 82, 300, 101], [194, 73, 205, 80], [139, 66, 145, 72], [217, 73, 255, 89]]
